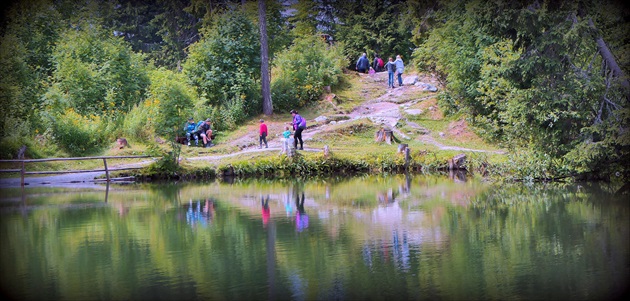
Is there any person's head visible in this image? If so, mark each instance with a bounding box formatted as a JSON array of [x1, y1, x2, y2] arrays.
[[362, 53, 366, 57], [389, 57, 393, 62], [259, 119, 264, 123], [285, 126, 289, 131], [205, 118, 211, 124], [396, 55, 401, 59], [290, 109, 297, 115], [188, 117, 194, 122]]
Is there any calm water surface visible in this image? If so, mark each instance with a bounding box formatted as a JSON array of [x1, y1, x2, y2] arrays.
[[0, 174, 628, 300]]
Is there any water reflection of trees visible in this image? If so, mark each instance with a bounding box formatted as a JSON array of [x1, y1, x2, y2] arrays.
[[2, 176, 628, 300]]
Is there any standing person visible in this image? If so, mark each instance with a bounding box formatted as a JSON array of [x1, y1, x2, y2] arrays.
[[259, 119, 268, 149], [385, 57, 396, 88], [394, 55, 405, 87], [195, 118, 214, 148], [290, 109, 305, 150], [373, 54, 380, 72], [281, 125, 292, 154], [356, 53, 369, 73], [184, 117, 198, 146]]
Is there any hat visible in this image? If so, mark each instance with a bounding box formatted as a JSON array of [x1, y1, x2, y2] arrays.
[[188, 117, 194, 120], [290, 110, 297, 114], [205, 118, 211, 122], [260, 119, 264, 123]]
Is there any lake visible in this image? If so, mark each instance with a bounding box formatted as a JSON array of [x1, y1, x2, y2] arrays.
[[0, 174, 628, 300]]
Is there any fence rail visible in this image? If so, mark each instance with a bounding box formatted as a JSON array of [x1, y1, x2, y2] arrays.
[[0, 155, 152, 186]]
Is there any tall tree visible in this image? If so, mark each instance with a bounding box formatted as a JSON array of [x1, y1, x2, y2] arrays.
[[259, 0, 272, 115]]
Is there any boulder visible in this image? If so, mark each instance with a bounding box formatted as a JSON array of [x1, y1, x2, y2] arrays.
[[405, 109, 423, 116], [415, 82, 438, 92], [402, 75, 418, 85]]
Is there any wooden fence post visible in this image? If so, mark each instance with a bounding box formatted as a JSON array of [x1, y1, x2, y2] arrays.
[[103, 158, 110, 182], [404, 147, 410, 170], [20, 161, 25, 187]]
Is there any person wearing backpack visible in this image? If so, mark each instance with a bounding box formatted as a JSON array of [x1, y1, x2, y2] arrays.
[[194, 118, 214, 147], [290, 109, 306, 150], [377, 57, 384, 72], [373, 54, 380, 72]]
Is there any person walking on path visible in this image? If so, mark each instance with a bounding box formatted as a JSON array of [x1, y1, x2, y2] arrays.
[[290, 109, 305, 150], [184, 117, 198, 146], [385, 57, 396, 88], [259, 119, 268, 148], [356, 53, 369, 74], [394, 55, 405, 87]]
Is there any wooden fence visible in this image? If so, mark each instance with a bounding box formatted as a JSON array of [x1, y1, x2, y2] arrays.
[[0, 155, 152, 187]]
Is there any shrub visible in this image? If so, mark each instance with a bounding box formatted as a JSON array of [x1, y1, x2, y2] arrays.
[[271, 35, 346, 112], [47, 108, 108, 156]]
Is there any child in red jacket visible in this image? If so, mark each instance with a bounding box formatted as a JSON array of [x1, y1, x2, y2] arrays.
[[259, 119, 268, 148]]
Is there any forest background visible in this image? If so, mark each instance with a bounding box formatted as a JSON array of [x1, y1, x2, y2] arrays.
[[0, 0, 628, 183]]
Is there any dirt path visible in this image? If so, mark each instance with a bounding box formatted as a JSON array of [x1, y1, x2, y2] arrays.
[[1, 72, 504, 188]]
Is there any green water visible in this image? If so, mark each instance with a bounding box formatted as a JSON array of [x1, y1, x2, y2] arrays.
[[1, 175, 628, 300]]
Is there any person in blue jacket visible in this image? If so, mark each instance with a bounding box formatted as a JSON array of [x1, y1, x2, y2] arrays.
[[184, 117, 198, 146], [356, 53, 369, 73], [394, 55, 405, 87]]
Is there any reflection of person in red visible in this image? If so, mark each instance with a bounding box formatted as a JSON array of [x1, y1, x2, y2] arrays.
[[261, 196, 270, 227]]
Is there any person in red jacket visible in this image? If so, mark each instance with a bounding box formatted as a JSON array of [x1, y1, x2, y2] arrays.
[[259, 119, 268, 148]]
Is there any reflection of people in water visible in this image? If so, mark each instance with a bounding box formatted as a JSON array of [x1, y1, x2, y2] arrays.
[[261, 195, 271, 227], [186, 198, 215, 228], [295, 192, 309, 232]]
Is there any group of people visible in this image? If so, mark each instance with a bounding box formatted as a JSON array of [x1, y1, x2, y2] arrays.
[[183, 118, 214, 148], [262, 109, 306, 151], [356, 53, 405, 88], [183, 109, 306, 151]]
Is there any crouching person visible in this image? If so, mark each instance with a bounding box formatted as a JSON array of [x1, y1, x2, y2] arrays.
[[195, 118, 214, 148]]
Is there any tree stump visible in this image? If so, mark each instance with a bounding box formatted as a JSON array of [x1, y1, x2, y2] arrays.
[[397, 144, 408, 153], [448, 153, 466, 170], [116, 138, 129, 149], [375, 128, 395, 145]]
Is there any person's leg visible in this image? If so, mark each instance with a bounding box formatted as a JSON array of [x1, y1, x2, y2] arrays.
[[398, 73, 403, 86], [262, 133, 268, 148], [206, 130, 213, 146], [388, 72, 393, 87], [295, 128, 304, 149], [186, 132, 192, 146], [294, 128, 303, 149], [259, 135, 263, 148], [200, 133, 208, 145]]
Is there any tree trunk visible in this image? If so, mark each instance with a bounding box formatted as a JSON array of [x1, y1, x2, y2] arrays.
[[259, 0, 273, 115], [589, 18, 630, 93], [375, 128, 395, 144]]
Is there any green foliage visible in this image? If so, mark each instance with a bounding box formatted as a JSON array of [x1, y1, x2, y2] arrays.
[[335, 0, 415, 69], [271, 35, 346, 112], [183, 10, 261, 129], [412, 0, 630, 180], [0, 0, 63, 138], [45, 108, 109, 156], [46, 23, 150, 117]]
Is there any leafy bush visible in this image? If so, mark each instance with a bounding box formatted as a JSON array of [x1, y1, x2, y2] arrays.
[[46, 108, 109, 156], [183, 10, 261, 129], [271, 35, 346, 112]]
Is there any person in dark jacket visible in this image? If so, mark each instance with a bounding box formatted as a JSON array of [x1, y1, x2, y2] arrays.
[[356, 53, 369, 73], [384, 57, 396, 88]]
